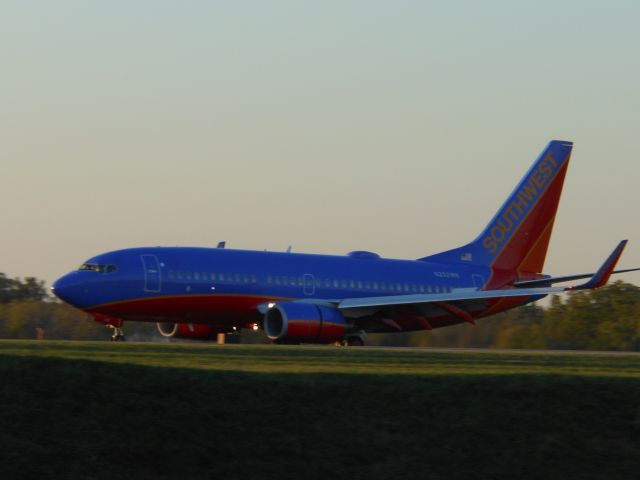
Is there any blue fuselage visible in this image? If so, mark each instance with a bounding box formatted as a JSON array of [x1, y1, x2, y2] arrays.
[[53, 247, 509, 330]]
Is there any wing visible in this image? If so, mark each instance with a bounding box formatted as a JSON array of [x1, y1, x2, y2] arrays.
[[336, 240, 634, 330]]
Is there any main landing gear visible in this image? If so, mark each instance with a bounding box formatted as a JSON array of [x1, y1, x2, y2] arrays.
[[341, 331, 367, 347], [109, 326, 125, 342]]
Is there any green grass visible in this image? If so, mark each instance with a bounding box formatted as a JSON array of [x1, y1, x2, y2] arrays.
[[1, 341, 639, 480]]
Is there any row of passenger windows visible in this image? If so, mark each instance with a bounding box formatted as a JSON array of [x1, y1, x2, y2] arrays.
[[168, 271, 257, 283], [166, 270, 452, 294]]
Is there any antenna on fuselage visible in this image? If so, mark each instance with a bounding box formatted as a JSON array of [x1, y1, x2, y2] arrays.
[[216, 241, 226, 249], [286, 245, 292, 253]]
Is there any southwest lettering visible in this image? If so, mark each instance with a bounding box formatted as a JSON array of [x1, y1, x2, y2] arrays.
[[482, 154, 561, 255], [546, 152, 557, 168], [520, 181, 538, 201], [539, 162, 552, 178], [532, 170, 545, 189], [497, 217, 513, 233], [483, 236, 497, 254], [490, 225, 505, 242], [503, 205, 520, 223], [511, 195, 528, 214]]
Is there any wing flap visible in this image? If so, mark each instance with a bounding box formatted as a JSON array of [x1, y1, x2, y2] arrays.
[[338, 286, 565, 310]]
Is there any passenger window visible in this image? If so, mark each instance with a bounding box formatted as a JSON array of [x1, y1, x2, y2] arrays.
[[357, 281, 363, 289], [186, 272, 192, 280], [349, 280, 355, 288], [283, 277, 288, 286], [373, 281, 379, 290], [315, 278, 322, 287], [251, 274, 257, 283], [194, 272, 200, 280], [267, 275, 273, 284], [341, 279, 347, 288], [419, 285, 425, 293], [333, 279, 339, 288], [168, 271, 175, 280], [275, 276, 281, 285], [325, 279, 331, 287]]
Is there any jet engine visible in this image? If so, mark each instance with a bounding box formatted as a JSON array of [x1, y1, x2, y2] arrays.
[[263, 302, 347, 343], [156, 322, 217, 340]]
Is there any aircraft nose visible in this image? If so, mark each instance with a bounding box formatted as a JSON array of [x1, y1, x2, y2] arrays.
[[51, 273, 78, 305]]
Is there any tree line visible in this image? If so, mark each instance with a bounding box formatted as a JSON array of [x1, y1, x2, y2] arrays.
[[369, 281, 640, 351], [0, 273, 154, 340], [1, 272, 639, 350]]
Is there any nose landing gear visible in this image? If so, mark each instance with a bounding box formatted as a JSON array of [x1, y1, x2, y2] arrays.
[[109, 326, 125, 342]]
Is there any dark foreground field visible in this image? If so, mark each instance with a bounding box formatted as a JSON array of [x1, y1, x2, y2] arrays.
[[0, 341, 638, 480]]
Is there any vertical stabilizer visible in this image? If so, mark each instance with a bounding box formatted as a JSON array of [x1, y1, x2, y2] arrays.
[[420, 140, 573, 276]]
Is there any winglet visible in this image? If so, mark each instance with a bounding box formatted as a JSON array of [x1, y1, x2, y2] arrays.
[[570, 240, 628, 290]]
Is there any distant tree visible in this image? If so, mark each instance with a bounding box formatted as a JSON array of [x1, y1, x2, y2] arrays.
[[0, 273, 47, 303], [0, 273, 14, 303]]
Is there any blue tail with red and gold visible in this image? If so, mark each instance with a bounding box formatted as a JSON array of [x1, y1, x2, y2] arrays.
[[420, 140, 573, 288]]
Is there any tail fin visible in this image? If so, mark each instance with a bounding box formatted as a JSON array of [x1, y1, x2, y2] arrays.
[[420, 140, 573, 274]]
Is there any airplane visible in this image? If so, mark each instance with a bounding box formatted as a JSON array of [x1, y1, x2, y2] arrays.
[[52, 140, 639, 344]]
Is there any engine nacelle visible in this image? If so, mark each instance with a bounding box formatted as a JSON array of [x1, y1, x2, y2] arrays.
[[263, 302, 347, 343], [156, 322, 217, 340]]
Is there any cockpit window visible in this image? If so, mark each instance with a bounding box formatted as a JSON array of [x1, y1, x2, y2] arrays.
[[79, 263, 117, 274]]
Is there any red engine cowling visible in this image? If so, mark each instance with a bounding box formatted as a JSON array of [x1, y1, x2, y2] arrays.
[[156, 322, 217, 340], [263, 302, 347, 343]]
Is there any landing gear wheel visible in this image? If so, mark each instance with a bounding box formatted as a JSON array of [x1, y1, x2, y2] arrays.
[[342, 332, 367, 347], [110, 327, 125, 342]]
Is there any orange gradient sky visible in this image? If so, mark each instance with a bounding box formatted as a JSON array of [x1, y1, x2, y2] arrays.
[[2, 1, 640, 287]]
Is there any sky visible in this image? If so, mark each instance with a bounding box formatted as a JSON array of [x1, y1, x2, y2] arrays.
[[2, 0, 640, 288]]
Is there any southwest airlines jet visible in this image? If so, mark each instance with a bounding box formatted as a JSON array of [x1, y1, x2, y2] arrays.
[[52, 141, 638, 344]]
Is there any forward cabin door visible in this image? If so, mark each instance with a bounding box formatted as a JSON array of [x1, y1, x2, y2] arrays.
[[141, 254, 162, 292]]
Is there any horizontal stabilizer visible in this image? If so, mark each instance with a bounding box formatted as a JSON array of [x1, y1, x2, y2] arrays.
[[514, 267, 640, 288], [568, 240, 630, 290]]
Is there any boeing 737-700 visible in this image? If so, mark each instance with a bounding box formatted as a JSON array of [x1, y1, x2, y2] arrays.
[[52, 140, 638, 344]]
